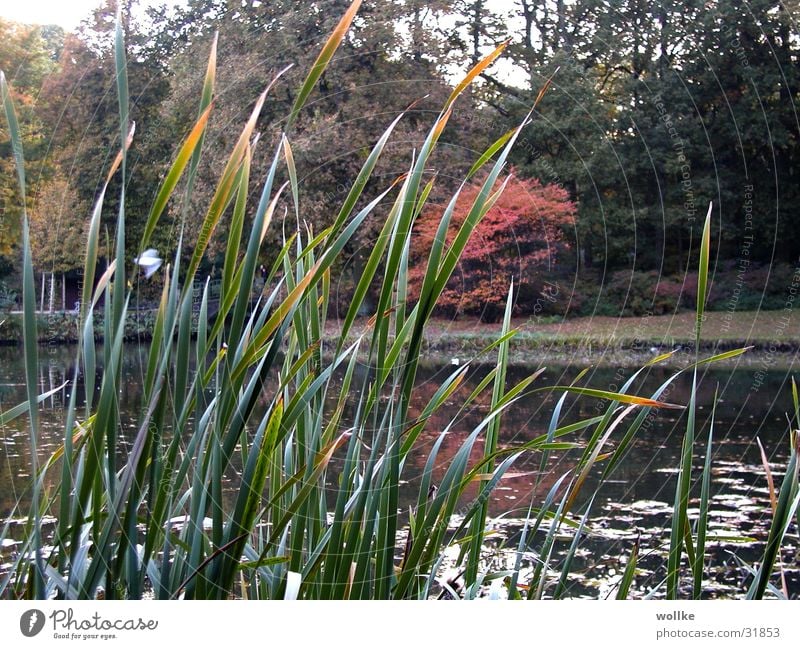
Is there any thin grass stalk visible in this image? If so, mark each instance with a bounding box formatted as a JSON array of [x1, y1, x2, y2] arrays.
[[107, 11, 131, 519], [286, 0, 362, 129], [0, 71, 45, 597], [747, 433, 799, 599], [531, 488, 572, 600], [616, 534, 640, 600], [553, 495, 595, 599], [465, 283, 514, 592], [667, 203, 712, 599], [667, 360, 696, 598], [692, 397, 715, 599]]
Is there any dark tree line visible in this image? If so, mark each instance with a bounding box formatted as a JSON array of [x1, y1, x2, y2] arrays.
[[1, 0, 797, 315]]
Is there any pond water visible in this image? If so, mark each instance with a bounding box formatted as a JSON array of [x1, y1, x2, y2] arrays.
[[0, 344, 797, 598]]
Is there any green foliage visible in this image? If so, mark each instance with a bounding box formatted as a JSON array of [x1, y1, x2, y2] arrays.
[[1, 0, 796, 304], [28, 170, 86, 274], [34, 3, 171, 269], [483, 0, 799, 274], [0, 280, 16, 310], [604, 270, 683, 317], [570, 261, 797, 318], [1, 3, 564, 600], [0, 20, 57, 266], [0, 0, 796, 603]]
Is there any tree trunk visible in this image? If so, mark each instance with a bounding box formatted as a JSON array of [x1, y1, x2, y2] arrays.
[[471, 0, 484, 66], [412, 5, 423, 62], [62, 274, 66, 311], [49, 273, 55, 313]]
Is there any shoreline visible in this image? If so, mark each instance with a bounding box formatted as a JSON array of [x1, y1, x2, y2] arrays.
[[1, 309, 797, 370]]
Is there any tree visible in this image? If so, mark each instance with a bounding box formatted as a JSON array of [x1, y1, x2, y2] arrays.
[[474, 0, 799, 280], [27, 168, 87, 311], [29, 168, 86, 273], [0, 19, 58, 273], [685, 0, 800, 264], [149, 0, 479, 297], [37, 1, 171, 267], [5, 0, 793, 307], [408, 170, 576, 321]]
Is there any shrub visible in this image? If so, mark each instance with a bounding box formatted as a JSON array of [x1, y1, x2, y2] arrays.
[[599, 270, 676, 316], [0, 280, 16, 310], [408, 171, 575, 322], [706, 261, 795, 312]]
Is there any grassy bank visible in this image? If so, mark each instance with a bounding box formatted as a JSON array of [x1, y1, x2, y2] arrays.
[[321, 310, 799, 367], [419, 310, 800, 349], [3, 308, 796, 351]]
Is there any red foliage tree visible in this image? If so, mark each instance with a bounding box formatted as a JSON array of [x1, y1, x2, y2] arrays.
[[408, 170, 576, 321]]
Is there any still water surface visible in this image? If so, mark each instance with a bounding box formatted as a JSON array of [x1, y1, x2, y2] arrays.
[[0, 344, 797, 597]]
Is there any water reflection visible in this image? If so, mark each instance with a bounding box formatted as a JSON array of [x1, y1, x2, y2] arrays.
[[0, 345, 796, 597]]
